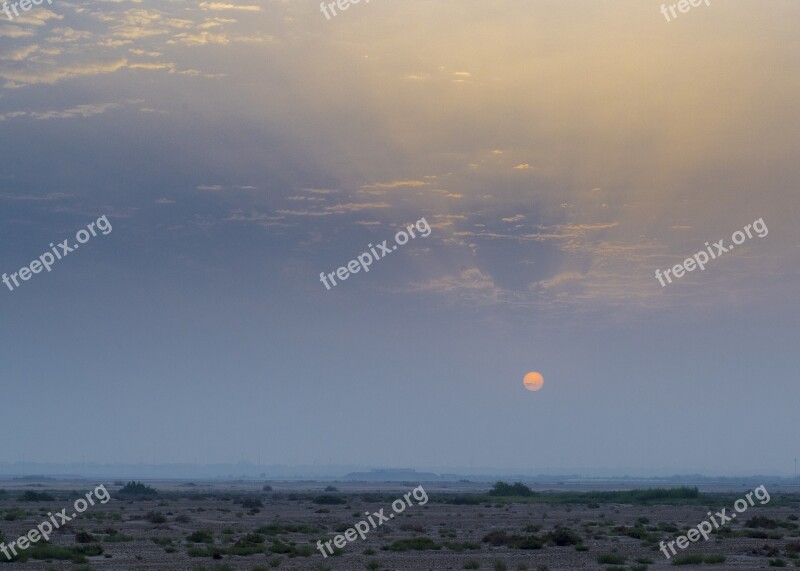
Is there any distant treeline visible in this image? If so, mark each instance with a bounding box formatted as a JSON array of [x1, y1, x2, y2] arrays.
[[488, 481, 536, 497], [440, 484, 703, 506], [575, 486, 700, 503]]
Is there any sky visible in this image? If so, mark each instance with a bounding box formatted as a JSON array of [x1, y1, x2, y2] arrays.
[[0, 0, 798, 477]]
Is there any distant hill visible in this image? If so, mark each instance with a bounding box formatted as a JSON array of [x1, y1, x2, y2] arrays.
[[343, 469, 441, 482]]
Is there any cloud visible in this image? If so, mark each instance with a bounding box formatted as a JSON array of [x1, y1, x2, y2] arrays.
[[324, 202, 391, 214], [28, 103, 121, 120], [196, 184, 255, 191], [276, 209, 332, 217], [537, 272, 584, 290], [168, 31, 230, 45], [198, 2, 262, 11], [11, 9, 62, 26], [0, 44, 41, 61], [46, 27, 93, 43], [0, 25, 35, 38], [363, 180, 429, 189], [0, 192, 71, 201], [0, 59, 128, 88]]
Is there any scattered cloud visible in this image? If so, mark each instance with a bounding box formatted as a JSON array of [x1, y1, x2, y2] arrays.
[[363, 180, 429, 189], [199, 2, 262, 11]]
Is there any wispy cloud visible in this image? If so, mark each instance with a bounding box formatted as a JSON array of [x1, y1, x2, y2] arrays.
[[199, 2, 262, 11]]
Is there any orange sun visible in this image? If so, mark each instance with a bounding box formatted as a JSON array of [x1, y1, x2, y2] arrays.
[[523, 371, 544, 391]]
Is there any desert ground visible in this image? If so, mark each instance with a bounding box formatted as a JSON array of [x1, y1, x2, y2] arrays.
[[0, 480, 798, 570]]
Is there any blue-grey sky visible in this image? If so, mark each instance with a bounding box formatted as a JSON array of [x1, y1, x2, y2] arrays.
[[1, 0, 798, 476]]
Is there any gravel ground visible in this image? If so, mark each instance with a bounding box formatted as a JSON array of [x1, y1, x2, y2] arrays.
[[0, 481, 797, 570]]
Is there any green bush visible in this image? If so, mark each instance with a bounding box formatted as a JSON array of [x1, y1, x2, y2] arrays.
[[524, 525, 541, 533], [785, 541, 800, 555], [597, 554, 625, 564], [240, 498, 263, 509], [382, 537, 442, 552], [255, 524, 319, 535], [187, 529, 215, 543], [671, 554, 703, 565], [266, 540, 312, 557], [75, 531, 96, 543], [546, 487, 701, 506], [20, 491, 55, 502], [445, 541, 482, 552], [118, 481, 157, 496], [488, 482, 535, 497], [481, 531, 542, 550], [147, 511, 167, 524], [747, 516, 780, 529], [4, 543, 103, 564], [545, 527, 582, 546]]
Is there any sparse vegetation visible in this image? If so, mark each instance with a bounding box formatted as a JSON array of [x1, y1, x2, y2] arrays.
[[597, 553, 626, 564], [671, 553, 727, 565], [3, 483, 788, 569], [20, 491, 55, 502], [187, 529, 215, 544], [118, 481, 158, 497], [147, 511, 167, 524], [382, 537, 442, 551], [488, 482, 535, 497], [312, 495, 347, 505], [75, 531, 96, 543]]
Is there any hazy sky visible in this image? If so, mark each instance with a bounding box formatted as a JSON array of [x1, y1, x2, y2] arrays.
[[1, 0, 798, 476]]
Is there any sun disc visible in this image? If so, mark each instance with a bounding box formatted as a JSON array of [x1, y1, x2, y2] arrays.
[[523, 371, 544, 391]]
